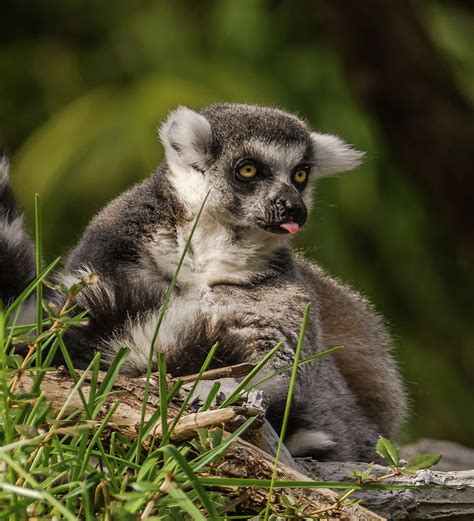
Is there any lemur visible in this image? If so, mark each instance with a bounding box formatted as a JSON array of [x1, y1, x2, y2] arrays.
[[0, 104, 407, 461]]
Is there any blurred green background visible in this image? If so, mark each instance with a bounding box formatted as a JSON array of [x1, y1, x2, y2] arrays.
[[1, 1, 473, 446]]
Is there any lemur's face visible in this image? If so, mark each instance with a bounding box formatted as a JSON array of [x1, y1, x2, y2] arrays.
[[209, 139, 313, 235], [160, 103, 363, 236]]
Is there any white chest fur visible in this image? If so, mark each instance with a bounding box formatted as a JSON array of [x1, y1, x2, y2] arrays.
[[112, 215, 282, 371], [146, 216, 277, 290]]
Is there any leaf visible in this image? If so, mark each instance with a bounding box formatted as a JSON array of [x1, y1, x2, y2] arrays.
[[131, 481, 159, 492], [351, 462, 375, 482], [210, 427, 223, 449], [376, 437, 400, 467], [281, 493, 297, 507], [109, 506, 136, 521], [160, 444, 219, 519], [165, 482, 207, 521], [404, 453, 442, 473], [137, 457, 159, 481]]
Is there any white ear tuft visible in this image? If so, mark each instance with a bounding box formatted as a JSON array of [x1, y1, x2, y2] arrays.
[[311, 132, 364, 176], [159, 107, 213, 170]]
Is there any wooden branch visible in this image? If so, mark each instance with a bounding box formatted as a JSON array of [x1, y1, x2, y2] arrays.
[[172, 362, 256, 383], [14, 370, 258, 444], [153, 407, 260, 440], [76, 361, 256, 387]]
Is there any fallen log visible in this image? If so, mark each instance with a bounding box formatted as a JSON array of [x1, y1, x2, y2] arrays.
[[13, 370, 260, 444], [298, 460, 474, 520], [13, 367, 474, 519], [13, 368, 381, 518], [222, 436, 384, 520]]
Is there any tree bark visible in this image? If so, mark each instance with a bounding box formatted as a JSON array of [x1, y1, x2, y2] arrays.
[[299, 460, 474, 519]]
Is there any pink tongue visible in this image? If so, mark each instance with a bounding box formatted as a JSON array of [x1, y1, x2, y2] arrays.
[[280, 222, 300, 234]]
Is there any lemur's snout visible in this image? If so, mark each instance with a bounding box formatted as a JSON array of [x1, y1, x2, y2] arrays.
[[272, 184, 307, 233]]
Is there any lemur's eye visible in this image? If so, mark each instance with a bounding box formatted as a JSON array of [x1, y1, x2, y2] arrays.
[[237, 162, 258, 180], [293, 169, 308, 185]]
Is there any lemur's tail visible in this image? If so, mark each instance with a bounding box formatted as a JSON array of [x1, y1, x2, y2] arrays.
[[0, 156, 36, 305]]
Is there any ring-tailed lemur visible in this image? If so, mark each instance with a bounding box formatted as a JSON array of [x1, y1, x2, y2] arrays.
[[0, 104, 407, 461]]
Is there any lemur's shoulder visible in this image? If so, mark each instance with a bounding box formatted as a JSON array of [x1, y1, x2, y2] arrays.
[[294, 252, 386, 332], [66, 169, 184, 274]]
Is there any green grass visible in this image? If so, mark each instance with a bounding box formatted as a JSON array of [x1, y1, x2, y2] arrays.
[[0, 195, 433, 519]]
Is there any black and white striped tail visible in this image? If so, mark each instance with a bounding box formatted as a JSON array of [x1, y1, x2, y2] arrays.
[[0, 156, 36, 305]]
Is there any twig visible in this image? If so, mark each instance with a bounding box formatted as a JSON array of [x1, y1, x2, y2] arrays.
[[152, 406, 261, 440], [140, 494, 157, 520], [9, 295, 74, 395], [9, 275, 97, 395], [308, 469, 400, 515], [174, 362, 256, 384]]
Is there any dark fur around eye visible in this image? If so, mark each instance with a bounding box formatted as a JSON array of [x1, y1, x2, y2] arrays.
[[291, 165, 310, 190], [234, 158, 267, 182]]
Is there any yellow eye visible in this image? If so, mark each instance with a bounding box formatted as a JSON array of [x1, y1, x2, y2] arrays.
[[238, 163, 258, 179], [293, 169, 308, 184]]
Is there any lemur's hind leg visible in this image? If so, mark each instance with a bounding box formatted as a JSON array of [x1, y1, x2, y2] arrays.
[[0, 156, 36, 306]]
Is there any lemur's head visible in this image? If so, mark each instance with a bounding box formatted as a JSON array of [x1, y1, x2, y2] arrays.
[[159, 103, 363, 236]]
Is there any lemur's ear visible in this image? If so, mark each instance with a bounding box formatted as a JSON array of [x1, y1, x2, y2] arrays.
[[311, 132, 364, 176], [159, 107, 213, 170]]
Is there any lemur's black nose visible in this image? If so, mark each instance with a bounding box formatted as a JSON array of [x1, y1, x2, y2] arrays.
[[273, 184, 307, 226]]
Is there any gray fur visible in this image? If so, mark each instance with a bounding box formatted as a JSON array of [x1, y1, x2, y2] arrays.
[[0, 103, 407, 461], [0, 156, 36, 303]]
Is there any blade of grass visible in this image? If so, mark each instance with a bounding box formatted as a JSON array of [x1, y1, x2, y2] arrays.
[[191, 416, 257, 473], [55, 333, 90, 415], [0, 309, 18, 518], [34, 193, 43, 366], [0, 434, 47, 454], [200, 381, 221, 411], [158, 352, 169, 443], [0, 452, 77, 521], [56, 352, 101, 421], [244, 346, 342, 394], [92, 346, 130, 417], [78, 401, 121, 476], [136, 192, 209, 463], [264, 303, 310, 521], [165, 482, 207, 521], [166, 378, 183, 405], [162, 342, 219, 445], [196, 476, 424, 491], [5, 257, 60, 317], [0, 310, 12, 446], [219, 340, 284, 408], [0, 483, 43, 500], [161, 444, 219, 518], [88, 348, 100, 415]]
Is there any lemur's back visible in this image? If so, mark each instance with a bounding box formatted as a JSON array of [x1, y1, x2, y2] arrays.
[[295, 256, 407, 439]]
